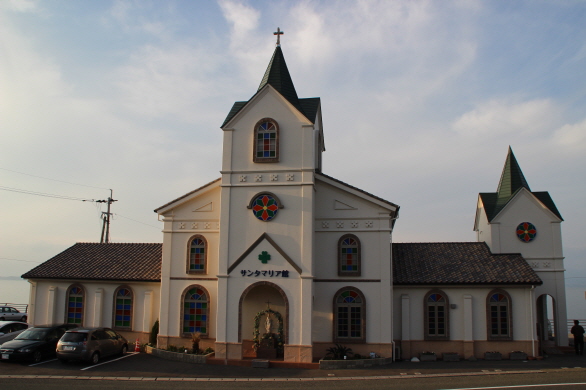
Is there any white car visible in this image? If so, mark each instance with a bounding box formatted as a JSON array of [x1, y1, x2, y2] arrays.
[[0, 307, 27, 322], [0, 321, 29, 345]]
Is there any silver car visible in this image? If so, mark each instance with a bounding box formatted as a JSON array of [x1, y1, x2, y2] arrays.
[[0, 307, 27, 322], [0, 321, 29, 345], [56, 327, 128, 364]]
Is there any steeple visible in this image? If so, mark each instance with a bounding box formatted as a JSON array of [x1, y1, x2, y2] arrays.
[[496, 146, 531, 200], [257, 45, 302, 113]]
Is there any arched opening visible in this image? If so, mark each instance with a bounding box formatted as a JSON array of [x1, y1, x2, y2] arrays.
[[536, 294, 558, 347], [238, 281, 289, 357]]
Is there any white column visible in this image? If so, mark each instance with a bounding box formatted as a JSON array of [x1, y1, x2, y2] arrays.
[[215, 276, 228, 342], [463, 295, 473, 341], [28, 282, 37, 325], [401, 294, 410, 341], [93, 288, 104, 327], [47, 286, 57, 325], [143, 291, 153, 333], [300, 276, 313, 345]]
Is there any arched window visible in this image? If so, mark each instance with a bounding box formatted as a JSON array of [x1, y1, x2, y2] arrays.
[[487, 290, 513, 340], [182, 285, 209, 337], [66, 285, 84, 325], [334, 287, 365, 343], [425, 290, 449, 340], [187, 235, 207, 274], [253, 118, 279, 163], [113, 286, 133, 329], [338, 234, 361, 276]]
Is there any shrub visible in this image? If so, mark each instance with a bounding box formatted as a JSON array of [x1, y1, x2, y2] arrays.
[[325, 344, 353, 360], [149, 319, 159, 346]]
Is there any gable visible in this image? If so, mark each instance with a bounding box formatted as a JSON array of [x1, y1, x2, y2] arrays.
[[489, 188, 563, 224], [155, 178, 221, 215], [227, 233, 301, 277]]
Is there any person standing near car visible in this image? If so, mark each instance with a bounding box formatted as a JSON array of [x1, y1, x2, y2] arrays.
[[571, 320, 585, 355]]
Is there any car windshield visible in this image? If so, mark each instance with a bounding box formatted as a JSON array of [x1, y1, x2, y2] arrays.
[[61, 332, 87, 342], [14, 329, 48, 341]]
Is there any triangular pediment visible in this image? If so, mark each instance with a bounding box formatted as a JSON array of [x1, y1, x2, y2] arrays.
[[334, 200, 357, 210], [193, 202, 213, 212], [227, 233, 302, 276]]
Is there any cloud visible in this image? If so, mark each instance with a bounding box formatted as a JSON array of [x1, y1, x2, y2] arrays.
[[554, 117, 586, 152], [452, 99, 560, 138], [1, 0, 39, 13]]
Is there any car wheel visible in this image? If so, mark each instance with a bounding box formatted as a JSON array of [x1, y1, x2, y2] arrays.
[[0, 317, 4, 321], [90, 352, 99, 365], [120, 344, 128, 355], [32, 351, 42, 363], [21, 316, 27, 322]]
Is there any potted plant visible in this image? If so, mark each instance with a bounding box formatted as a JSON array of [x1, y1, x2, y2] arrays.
[[442, 352, 460, 362], [484, 351, 502, 360], [509, 351, 527, 360], [419, 351, 437, 361]]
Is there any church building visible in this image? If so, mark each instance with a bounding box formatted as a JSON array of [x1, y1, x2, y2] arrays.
[[22, 34, 567, 362]]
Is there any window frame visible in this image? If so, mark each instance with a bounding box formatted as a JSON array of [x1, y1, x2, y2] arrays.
[[424, 289, 450, 341], [486, 289, 513, 341], [65, 284, 85, 326], [333, 287, 366, 343], [180, 285, 210, 338], [338, 234, 361, 276], [186, 235, 208, 274], [253, 117, 280, 163], [112, 286, 134, 330]]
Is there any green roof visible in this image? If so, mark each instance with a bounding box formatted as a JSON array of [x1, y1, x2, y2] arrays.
[[480, 147, 563, 221], [221, 46, 320, 127]]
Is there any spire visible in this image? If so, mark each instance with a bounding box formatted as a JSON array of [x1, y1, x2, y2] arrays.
[[258, 44, 302, 113], [496, 146, 531, 200]]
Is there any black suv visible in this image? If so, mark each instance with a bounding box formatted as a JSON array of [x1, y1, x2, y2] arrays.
[[0, 324, 78, 363]]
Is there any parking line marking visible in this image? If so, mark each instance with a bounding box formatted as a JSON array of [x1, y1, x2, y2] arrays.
[[80, 352, 139, 371], [29, 359, 57, 367]]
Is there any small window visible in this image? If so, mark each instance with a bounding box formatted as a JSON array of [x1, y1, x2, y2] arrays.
[[487, 290, 512, 340], [334, 287, 365, 343], [182, 285, 209, 337], [113, 287, 133, 330], [66, 285, 84, 325], [338, 235, 361, 276], [187, 235, 207, 273], [425, 290, 449, 340], [253, 118, 279, 163]]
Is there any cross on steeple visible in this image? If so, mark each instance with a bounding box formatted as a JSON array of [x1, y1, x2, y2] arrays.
[[274, 27, 284, 46]]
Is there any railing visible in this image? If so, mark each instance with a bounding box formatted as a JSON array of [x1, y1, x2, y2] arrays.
[[567, 319, 586, 335], [0, 303, 28, 313]]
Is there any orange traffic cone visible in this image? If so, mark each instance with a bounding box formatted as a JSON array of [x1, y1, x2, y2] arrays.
[[134, 338, 140, 352]]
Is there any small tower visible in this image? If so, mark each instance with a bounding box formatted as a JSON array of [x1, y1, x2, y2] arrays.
[[474, 147, 568, 346]]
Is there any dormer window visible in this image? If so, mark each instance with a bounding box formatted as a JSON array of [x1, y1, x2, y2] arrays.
[[254, 118, 279, 163]]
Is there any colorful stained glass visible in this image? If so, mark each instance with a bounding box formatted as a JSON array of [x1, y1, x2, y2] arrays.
[[340, 237, 359, 273], [256, 121, 277, 159], [516, 222, 537, 242], [427, 292, 447, 337], [115, 288, 132, 328], [183, 287, 208, 334], [67, 286, 83, 324], [251, 194, 279, 221], [189, 237, 206, 271], [489, 293, 509, 336], [336, 290, 363, 339]]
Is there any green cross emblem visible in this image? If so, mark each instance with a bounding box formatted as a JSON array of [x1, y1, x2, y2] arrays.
[[258, 251, 271, 264]]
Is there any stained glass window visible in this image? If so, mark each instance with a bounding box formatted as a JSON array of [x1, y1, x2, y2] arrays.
[[335, 289, 364, 341], [251, 194, 279, 221], [66, 286, 83, 325], [488, 291, 511, 339], [114, 287, 132, 329], [253, 119, 279, 162], [183, 286, 208, 335], [189, 236, 206, 272], [339, 235, 360, 275], [516, 222, 537, 243], [426, 291, 448, 339]]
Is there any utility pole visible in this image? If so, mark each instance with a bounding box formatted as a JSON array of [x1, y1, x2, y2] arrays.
[[97, 189, 117, 243]]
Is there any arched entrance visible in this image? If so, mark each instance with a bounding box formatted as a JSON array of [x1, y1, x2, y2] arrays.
[[238, 281, 289, 357], [536, 294, 557, 347]]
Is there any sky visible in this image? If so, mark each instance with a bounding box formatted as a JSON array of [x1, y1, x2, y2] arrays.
[[1, 0, 585, 315]]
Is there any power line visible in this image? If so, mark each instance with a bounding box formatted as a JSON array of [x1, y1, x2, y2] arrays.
[[0, 186, 96, 202], [0, 167, 109, 190], [114, 213, 161, 230], [0, 257, 42, 263]]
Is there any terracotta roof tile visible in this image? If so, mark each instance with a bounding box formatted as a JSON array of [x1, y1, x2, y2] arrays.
[[392, 242, 542, 285], [22, 243, 162, 282]]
